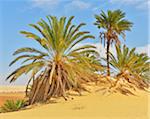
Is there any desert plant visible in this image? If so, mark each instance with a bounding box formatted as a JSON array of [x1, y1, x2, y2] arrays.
[[6, 16, 99, 104], [108, 45, 150, 94], [94, 9, 133, 76], [0, 100, 26, 113]]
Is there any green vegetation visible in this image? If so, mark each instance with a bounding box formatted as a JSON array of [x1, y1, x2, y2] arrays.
[[108, 45, 150, 94], [0, 100, 26, 113], [94, 10, 133, 76], [5, 9, 150, 108], [7, 16, 100, 104]]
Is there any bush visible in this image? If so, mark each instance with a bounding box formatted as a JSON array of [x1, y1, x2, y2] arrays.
[[0, 99, 26, 113]]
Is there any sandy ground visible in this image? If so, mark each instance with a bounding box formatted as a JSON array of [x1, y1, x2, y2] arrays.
[[0, 93, 25, 106], [0, 86, 25, 106], [0, 85, 149, 119], [0, 86, 25, 93]]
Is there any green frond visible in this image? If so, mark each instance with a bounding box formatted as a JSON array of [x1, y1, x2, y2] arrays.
[[69, 45, 96, 54], [9, 55, 36, 66], [20, 31, 49, 50], [13, 47, 48, 56], [68, 35, 95, 50], [7, 61, 45, 82], [64, 16, 74, 38], [94, 9, 133, 41], [28, 24, 47, 39], [70, 23, 86, 36]]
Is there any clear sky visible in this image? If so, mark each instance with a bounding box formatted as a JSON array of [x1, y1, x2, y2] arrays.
[[0, 0, 149, 85]]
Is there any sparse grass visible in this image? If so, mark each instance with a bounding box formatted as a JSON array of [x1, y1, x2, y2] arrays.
[[0, 99, 26, 113]]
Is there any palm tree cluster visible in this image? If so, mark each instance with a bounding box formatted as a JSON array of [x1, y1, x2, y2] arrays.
[[6, 10, 150, 105]]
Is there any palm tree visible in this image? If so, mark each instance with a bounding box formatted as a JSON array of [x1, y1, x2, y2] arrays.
[[109, 45, 150, 93], [94, 9, 133, 76], [7, 16, 99, 104]]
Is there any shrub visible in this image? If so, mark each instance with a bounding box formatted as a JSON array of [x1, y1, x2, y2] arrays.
[[0, 99, 26, 113]]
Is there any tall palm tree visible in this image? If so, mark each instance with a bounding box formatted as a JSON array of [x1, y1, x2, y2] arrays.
[[7, 16, 99, 104], [94, 9, 133, 76]]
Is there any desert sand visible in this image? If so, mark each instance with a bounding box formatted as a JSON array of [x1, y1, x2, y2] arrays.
[[0, 85, 149, 119], [0, 86, 25, 106], [0, 86, 25, 93]]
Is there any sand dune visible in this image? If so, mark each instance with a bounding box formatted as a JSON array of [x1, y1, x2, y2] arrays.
[[0, 85, 149, 119]]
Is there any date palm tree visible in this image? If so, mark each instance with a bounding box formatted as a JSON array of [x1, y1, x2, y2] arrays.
[[109, 45, 150, 94], [94, 9, 133, 76], [7, 16, 99, 104]]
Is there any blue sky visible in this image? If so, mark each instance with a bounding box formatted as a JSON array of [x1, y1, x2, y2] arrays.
[[0, 0, 149, 85]]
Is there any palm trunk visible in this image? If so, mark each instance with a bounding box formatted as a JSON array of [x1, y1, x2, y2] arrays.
[[106, 40, 110, 76]]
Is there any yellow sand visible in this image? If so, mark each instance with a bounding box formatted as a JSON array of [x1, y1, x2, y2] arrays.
[[0, 86, 25, 93], [0, 86, 149, 119]]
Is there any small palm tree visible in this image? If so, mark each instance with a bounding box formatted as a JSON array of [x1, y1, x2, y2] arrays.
[[7, 16, 99, 104], [109, 45, 150, 92], [94, 9, 133, 76]]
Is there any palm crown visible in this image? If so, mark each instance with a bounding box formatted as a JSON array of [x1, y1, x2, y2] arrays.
[[109, 45, 150, 91], [94, 9, 132, 43]]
